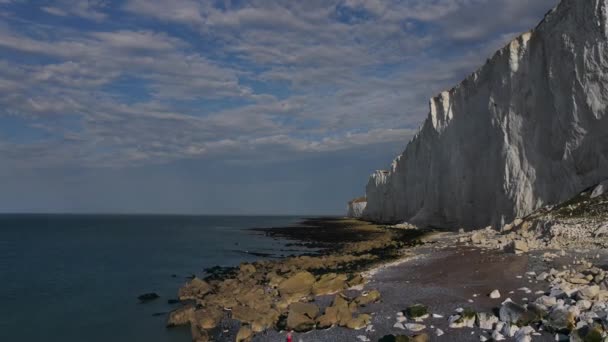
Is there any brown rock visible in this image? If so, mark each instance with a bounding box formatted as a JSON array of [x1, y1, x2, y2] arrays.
[[411, 333, 430, 342], [266, 272, 285, 288], [316, 306, 339, 329], [346, 314, 371, 330], [190, 324, 209, 342], [236, 325, 253, 342], [179, 278, 212, 300], [235, 286, 267, 308], [312, 273, 347, 295], [333, 296, 353, 326], [232, 305, 258, 324], [278, 271, 315, 300], [286, 311, 315, 332], [289, 302, 319, 318], [347, 274, 365, 287], [240, 263, 256, 274], [192, 306, 224, 329], [202, 292, 238, 309], [355, 290, 381, 306], [167, 304, 195, 327]]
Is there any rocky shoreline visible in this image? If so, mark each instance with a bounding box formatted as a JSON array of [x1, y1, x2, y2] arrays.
[[163, 183, 607, 342], [165, 218, 431, 341]]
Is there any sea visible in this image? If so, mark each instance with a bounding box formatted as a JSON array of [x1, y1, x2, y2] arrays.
[[0, 214, 313, 342]]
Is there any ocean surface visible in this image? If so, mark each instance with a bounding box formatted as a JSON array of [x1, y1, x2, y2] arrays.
[[0, 214, 312, 342]]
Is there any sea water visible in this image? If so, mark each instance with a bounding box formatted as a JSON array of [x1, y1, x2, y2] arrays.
[[0, 214, 309, 341]]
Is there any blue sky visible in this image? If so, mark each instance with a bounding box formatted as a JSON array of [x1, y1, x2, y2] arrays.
[[0, 0, 557, 215]]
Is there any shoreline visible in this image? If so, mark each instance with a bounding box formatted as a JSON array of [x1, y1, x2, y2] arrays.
[[166, 217, 433, 341], [165, 214, 608, 342]]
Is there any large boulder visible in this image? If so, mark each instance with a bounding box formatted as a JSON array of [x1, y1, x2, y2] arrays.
[[289, 302, 319, 318], [138, 292, 160, 303], [232, 305, 258, 324], [354, 290, 381, 306], [192, 306, 224, 330], [312, 273, 347, 295], [190, 324, 209, 342], [286, 310, 316, 332], [333, 295, 354, 326], [316, 306, 339, 329], [178, 278, 212, 300], [236, 325, 253, 342], [278, 271, 315, 301], [166, 304, 195, 327], [346, 314, 371, 330]]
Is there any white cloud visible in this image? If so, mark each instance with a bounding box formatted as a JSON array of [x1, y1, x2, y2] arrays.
[[0, 0, 559, 169], [41, 0, 108, 21]]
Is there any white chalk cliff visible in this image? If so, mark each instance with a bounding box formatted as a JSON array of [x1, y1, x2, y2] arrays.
[[363, 0, 608, 228], [347, 197, 367, 218]]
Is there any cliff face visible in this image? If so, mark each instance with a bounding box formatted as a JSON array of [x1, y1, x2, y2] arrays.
[[363, 0, 608, 228], [347, 197, 367, 218]]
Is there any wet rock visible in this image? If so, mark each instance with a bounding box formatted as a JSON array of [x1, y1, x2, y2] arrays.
[[286, 311, 316, 332], [312, 273, 347, 295], [316, 306, 338, 329], [236, 325, 252, 342], [346, 314, 371, 330], [411, 333, 430, 342], [285, 302, 319, 332], [192, 306, 223, 330], [178, 278, 212, 300], [289, 302, 319, 319], [239, 263, 256, 275], [348, 274, 366, 288], [355, 290, 381, 306], [333, 296, 354, 326], [190, 324, 209, 342], [232, 305, 258, 323], [266, 272, 285, 288], [138, 292, 160, 302], [278, 271, 315, 301], [166, 304, 195, 327]]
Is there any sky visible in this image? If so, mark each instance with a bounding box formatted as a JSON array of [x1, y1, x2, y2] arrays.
[[0, 0, 558, 215]]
